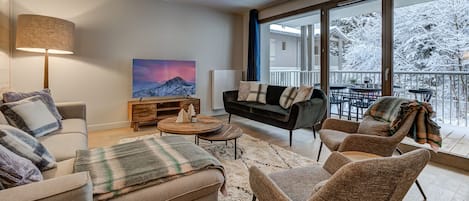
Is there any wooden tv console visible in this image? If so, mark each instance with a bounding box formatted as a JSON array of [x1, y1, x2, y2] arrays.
[[128, 97, 200, 131]]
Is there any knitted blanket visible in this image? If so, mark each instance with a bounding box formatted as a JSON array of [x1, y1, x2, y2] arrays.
[[365, 97, 441, 151], [74, 136, 226, 200]]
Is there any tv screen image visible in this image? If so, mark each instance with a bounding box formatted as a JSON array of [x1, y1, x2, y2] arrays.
[[132, 59, 196, 98]]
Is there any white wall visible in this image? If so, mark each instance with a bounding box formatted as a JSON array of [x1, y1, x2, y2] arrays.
[[10, 0, 244, 130], [270, 33, 299, 68], [0, 0, 9, 89]]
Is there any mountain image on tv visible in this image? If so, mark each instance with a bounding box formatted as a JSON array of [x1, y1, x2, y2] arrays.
[[132, 59, 196, 98]]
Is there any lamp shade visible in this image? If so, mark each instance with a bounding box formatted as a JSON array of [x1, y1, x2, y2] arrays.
[[16, 14, 75, 54]]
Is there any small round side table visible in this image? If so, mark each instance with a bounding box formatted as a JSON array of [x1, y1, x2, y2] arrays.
[[197, 124, 243, 159]]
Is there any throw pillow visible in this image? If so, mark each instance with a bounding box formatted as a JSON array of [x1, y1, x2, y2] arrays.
[[0, 95, 61, 137], [357, 116, 391, 136], [237, 81, 251, 101], [0, 124, 56, 171], [279, 87, 298, 109], [2, 89, 63, 121], [0, 145, 43, 188], [246, 83, 268, 104], [292, 85, 314, 104]]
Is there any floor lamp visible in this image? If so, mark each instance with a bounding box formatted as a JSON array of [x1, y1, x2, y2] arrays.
[[15, 14, 75, 89]]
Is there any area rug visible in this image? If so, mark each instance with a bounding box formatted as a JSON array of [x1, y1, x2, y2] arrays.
[[119, 134, 316, 201]]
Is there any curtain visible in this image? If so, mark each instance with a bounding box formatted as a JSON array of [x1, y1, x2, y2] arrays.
[[247, 9, 260, 81]]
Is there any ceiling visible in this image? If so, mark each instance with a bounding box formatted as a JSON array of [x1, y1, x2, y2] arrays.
[[164, 0, 290, 13]]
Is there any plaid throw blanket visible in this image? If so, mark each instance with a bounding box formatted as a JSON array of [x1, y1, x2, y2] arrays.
[[365, 97, 442, 151], [74, 136, 226, 200]]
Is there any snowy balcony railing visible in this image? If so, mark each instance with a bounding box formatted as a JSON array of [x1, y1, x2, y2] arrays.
[[270, 69, 469, 127]]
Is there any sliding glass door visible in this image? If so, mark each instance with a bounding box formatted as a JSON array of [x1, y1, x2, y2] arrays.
[[264, 11, 321, 87], [328, 0, 382, 119], [393, 0, 469, 127]]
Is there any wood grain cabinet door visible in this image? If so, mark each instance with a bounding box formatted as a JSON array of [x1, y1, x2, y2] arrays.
[[132, 104, 157, 122]]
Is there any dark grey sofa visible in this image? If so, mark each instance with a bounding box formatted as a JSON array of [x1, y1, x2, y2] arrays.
[[223, 86, 327, 146]]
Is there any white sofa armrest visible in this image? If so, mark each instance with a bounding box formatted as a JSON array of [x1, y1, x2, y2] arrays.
[[0, 172, 93, 201]]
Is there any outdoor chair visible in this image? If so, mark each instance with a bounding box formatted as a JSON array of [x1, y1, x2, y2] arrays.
[[249, 149, 430, 201], [329, 87, 348, 119], [347, 88, 380, 121]]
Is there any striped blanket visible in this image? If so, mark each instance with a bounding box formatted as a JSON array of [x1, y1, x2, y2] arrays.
[[365, 97, 442, 151], [74, 136, 226, 200]]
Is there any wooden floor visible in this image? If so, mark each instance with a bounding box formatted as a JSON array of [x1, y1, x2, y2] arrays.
[[89, 115, 469, 201]]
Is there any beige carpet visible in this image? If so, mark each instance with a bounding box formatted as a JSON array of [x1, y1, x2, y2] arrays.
[[119, 134, 316, 201]]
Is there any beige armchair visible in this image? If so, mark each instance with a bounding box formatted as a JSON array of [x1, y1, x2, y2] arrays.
[[316, 111, 418, 161], [249, 149, 430, 201]]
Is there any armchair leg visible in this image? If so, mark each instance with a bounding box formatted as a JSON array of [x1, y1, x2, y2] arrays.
[[317, 142, 323, 162], [312, 128, 316, 139], [415, 179, 427, 200], [252, 195, 257, 201], [396, 148, 427, 200], [228, 114, 232, 124], [289, 130, 293, 147]]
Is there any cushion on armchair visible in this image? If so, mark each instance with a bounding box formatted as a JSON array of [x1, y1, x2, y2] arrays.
[[357, 116, 390, 136]]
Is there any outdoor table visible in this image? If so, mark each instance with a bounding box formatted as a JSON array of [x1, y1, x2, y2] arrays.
[[408, 88, 433, 102]]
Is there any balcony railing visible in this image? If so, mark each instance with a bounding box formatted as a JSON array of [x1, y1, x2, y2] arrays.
[[270, 69, 469, 127]]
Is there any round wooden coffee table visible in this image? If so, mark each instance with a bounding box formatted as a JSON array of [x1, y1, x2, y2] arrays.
[[157, 115, 223, 142]]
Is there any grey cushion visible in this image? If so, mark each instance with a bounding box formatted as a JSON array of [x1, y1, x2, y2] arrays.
[[0, 145, 43, 188], [2, 89, 63, 121], [39, 133, 87, 162], [228, 101, 290, 122], [319, 129, 349, 151], [269, 166, 331, 201], [358, 116, 391, 136], [0, 96, 61, 137], [0, 125, 56, 171]]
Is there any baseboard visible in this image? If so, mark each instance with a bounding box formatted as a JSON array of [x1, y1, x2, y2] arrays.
[[87, 121, 130, 132]]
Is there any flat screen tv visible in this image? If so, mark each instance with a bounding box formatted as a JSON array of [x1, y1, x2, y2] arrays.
[[132, 59, 196, 98]]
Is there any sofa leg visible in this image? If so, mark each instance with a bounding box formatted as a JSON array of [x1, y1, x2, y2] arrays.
[[228, 113, 232, 124], [317, 142, 323, 162], [252, 195, 257, 201], [289, 130, 293, 147]]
